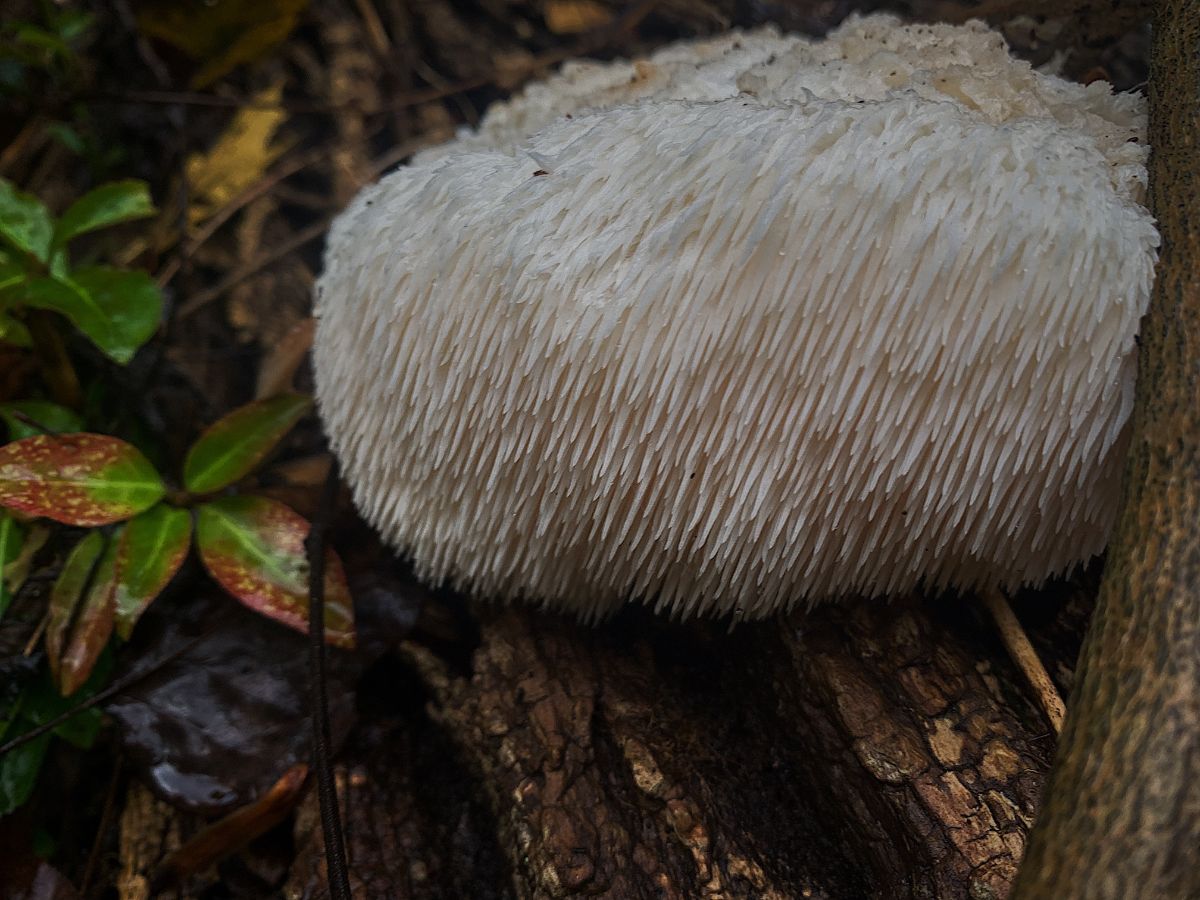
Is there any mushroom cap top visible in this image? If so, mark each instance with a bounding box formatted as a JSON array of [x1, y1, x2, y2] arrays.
[[314, 16, 1158, 621], [423, 15, 1146, 194]]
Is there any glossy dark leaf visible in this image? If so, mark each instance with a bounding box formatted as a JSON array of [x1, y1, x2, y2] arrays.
[[0, 179, 52, 262], [183, 393, 311, 493], [0, 433, 164, 525], [0, 732, 50, 816], [195, 495, 354, 647], [23, 268, 162, 364], [53, 179, 155, 246], [106, 593, 358, 812]]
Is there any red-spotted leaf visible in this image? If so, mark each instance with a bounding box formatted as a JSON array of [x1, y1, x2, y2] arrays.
[[0, 433, 164, 525], [46, 531, 118, 695], [195, 496, 353, 647], [184, 394, 311, 494], [113, 504, 193, 639]]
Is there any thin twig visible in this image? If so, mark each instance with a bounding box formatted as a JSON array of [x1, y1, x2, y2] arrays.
[[97, 0, 660, 117], [80, 754, 123, 899], [175, 131, 442, 321], [176, 218, 332, 320], [305, 459, 351, 900], [0, 631, 210, 758], [982, 589, 1066, 733], [156, 144, 331, 290]]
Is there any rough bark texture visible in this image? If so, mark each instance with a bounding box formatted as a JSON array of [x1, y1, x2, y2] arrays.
[[1012, 1, 1200, 897], [393, 598, 1058, 899]]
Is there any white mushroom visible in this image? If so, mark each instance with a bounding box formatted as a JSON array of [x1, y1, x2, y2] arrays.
[[313, 15, 1158, 621]]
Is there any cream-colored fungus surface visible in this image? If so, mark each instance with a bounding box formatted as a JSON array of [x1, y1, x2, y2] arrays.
[[314, 15, 1158, 620]]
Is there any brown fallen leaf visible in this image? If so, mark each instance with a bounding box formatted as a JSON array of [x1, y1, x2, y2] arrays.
[[256, 317, 316, 399], [184, 83, 291, 230], [545, 0, 612, 34], [150, 764, 309, 893], [137, 0, 309, 88]]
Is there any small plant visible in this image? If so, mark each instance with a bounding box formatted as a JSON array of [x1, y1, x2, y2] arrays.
[[0, 176, 353, 818], [0, 4, 93, 97], [0, 393, 354, 700], [0, 176, 161, 362]]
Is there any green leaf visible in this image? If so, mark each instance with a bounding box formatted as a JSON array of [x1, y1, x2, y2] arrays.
[[0, 433, 165, 526], [23, 268, 162, 364], [53, 10, 95, 43], [0, 256, 25, 293], [0, 400, 84, 439], [46, 532, 118, 696], [13, 25, 72, 59], [184, 393, 311, 493], [0, 655, 109, 815], [0, 179, 53, 262], [113, 504, 192, 638], [0, 732, 49, 816], [0, 312, 31, 348], [54, 180, 155, 246], [22, 654, 110, 747], [0, 511, 23, 620], [1, 524, 46, 617], [195, 496, 354, 647], [46, 122, 85, 155]]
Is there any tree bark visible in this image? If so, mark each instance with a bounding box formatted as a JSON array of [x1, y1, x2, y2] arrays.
[[1012, 2, 1200, 897], [393, 595, 1065, 899]]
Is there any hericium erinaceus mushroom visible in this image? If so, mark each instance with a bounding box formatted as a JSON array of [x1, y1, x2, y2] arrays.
[[313, 14, 1159, 622]]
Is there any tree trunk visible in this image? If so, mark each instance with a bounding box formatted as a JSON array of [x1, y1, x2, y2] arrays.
[[1012, 1, 1200, 897]]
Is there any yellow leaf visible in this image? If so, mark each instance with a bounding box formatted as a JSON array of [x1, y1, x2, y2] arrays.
[[137, 0, 309, 88], [184, 83, 290, 229], [545, 0, 611, 35]]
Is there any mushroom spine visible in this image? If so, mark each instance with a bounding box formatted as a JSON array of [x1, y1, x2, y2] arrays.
[[314, 15, 1159, 621]]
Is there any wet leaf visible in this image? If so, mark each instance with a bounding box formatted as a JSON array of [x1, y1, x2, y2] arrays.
[[0, 511, 24, 620], [0, 732, 49, 816], [195, 496, 354, 647], [0, 401, 84, 440], [0, 433, 165, 526], [53, 179, 156, 246], [106, 593, 357, 813], [113, 504, 192, 639], [0, 179, 52, 262], [45, 531, 118, 695], [183, 393, 310, 494], [137, 0, 308, 88], [23, 268, 162, 364], [184, 83, 289, 226]]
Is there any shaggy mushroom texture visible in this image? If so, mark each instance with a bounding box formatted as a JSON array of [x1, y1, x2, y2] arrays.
[[314, 15, 1159, 621]]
